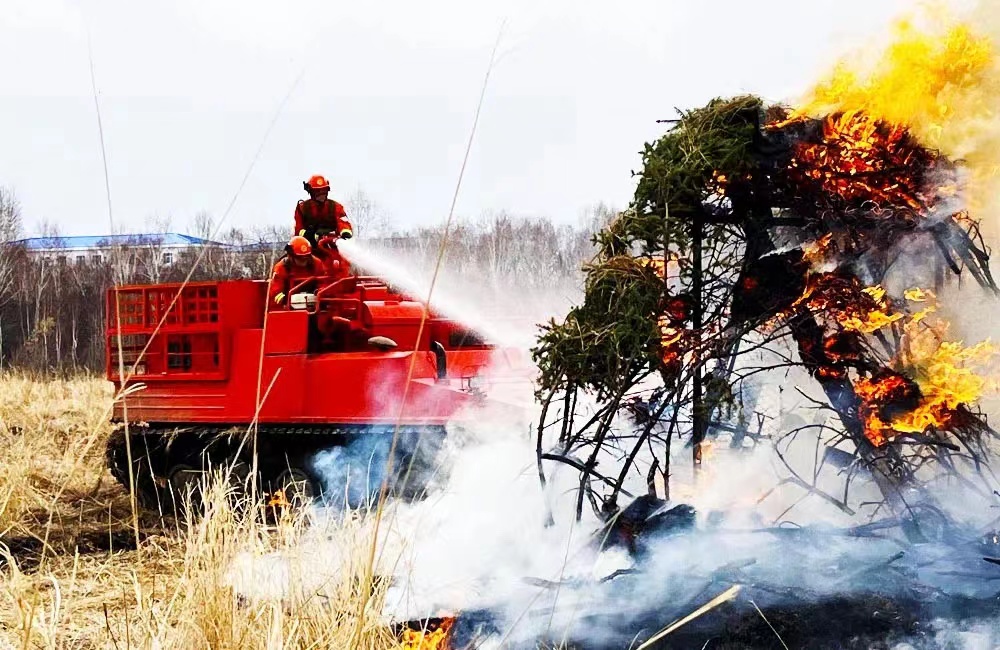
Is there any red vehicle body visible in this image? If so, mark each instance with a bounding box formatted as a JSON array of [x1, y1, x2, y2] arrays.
[[105, 272, 524, 508]]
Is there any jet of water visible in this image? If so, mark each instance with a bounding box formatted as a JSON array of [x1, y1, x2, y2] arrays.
[[337, 238, 515, 346]]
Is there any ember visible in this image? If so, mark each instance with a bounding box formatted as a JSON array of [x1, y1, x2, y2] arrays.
[[788, 274, 904, 336], [855, 372, 923, 446], [267, 489, 290, 509], [822, 331, 861, 363], [644, 257, 694, 379], [658, 325, 685, 371], [802, 233, 833, 266], [399, 617, 455, 650]]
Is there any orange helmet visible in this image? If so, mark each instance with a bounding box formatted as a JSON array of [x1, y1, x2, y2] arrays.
[[286, 235, 311, 257], [303, 174, 330, 193]]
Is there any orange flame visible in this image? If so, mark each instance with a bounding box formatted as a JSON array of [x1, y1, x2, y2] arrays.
[[400, 618, 455, 650], [842, 309, 903, 334], [794, 10, 1000, 219], [802, 234, 834, 267], [765, 10, 1000, 446], [783, 111, 936, 212], [903, 287, 934, 302], [709, 170, 729, 197], [790, 275, 902, 336], [852, 296, 997, 445], [782, 278, 997, 445], [854, 373, 919, 446], [905, 288, 937, 323], [798, 17, 994, 144], [267, 489, 290, 509], [641, 256, 691, 372], [896, 325, 997, 433]]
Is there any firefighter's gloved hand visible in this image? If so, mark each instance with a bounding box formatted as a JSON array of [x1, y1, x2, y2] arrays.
[[274, 292, 286, 305], [339, 230, 353, 240]]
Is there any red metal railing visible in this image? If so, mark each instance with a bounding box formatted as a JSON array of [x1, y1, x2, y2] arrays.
[[107, 283, 226, 381]]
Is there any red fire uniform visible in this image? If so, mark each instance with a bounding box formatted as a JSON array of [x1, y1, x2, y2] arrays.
[[293, 199, 353, 244], [268, 254, 325, 307]]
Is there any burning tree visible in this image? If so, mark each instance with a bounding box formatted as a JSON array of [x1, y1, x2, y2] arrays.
[[533, 54, 1000, 521]]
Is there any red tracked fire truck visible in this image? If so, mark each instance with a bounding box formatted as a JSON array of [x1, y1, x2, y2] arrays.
[[105, 272, 521, 508]]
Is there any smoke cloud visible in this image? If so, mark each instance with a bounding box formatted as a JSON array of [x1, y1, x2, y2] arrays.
[[227, 217, 1000, 647]]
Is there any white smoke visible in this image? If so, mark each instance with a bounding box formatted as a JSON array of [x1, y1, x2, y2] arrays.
[[893, 619, 1000, 650], [227, 389, 1000, 647]]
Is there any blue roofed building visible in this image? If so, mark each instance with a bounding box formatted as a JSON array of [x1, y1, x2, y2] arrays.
[[10, 233, 222, 265]]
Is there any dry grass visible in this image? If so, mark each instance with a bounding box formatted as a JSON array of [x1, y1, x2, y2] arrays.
[[0, 373, 401, 649]]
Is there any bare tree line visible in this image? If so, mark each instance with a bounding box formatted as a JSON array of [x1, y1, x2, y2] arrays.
[[0, 186, 612, 373]]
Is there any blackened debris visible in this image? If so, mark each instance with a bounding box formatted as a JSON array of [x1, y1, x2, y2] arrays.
[[601, 495, 697, 558]]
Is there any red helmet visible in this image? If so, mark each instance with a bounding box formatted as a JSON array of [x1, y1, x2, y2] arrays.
[[286, 235, 311, 257], [303, 174, 330, 193]]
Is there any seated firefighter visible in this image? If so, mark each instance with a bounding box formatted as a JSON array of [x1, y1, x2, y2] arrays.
[[268, 236, 325, 308]]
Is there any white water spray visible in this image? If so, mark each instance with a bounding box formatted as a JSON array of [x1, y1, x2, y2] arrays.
[[337, 238, 518, 347]]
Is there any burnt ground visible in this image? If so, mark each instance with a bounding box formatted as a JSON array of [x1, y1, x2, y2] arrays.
[[440, 520, 1000, 650], [542, 590, 1000, 649], [438, 592, 997, 649], [645, 592, 993, 649], [0, 477, 166, 575], [0, 527, 152, 574]]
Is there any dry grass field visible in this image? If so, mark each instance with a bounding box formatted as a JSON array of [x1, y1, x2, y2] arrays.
[[0, 373, 404, 649]]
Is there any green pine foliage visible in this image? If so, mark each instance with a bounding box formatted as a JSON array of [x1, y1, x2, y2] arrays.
[[532, 95, 764, 400]]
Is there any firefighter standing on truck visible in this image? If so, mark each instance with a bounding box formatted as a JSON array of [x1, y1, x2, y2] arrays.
[[295, 174, 353, 279], [269, 236, 325, 308]]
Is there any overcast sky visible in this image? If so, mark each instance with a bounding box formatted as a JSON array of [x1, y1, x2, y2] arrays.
[[1, 0, 927, 237]]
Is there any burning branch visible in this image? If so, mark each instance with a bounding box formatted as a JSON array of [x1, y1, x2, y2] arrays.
[[533, 86, 999, 520]]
